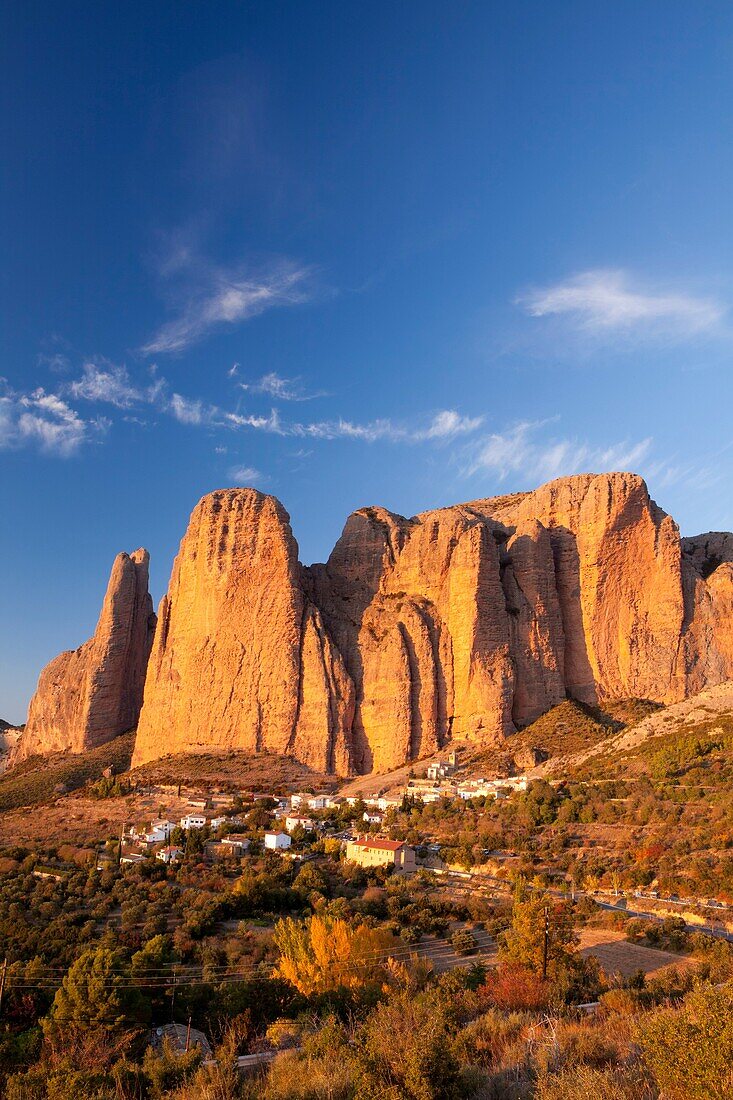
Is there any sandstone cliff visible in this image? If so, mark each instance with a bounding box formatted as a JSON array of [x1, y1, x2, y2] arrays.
[[16, 550, 155, 760], [130, 472, 733, 777], [132, 490, 354, 772]]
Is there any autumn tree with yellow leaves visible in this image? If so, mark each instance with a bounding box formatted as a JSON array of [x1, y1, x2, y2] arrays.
[[273, 914, 403, 996]]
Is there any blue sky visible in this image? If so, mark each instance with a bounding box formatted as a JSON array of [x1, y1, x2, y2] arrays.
[[2, 2, 733, 722]]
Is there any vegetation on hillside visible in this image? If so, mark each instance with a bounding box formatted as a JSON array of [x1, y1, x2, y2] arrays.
[[131, 750, 337, 795], [0, 733, 135, 812]]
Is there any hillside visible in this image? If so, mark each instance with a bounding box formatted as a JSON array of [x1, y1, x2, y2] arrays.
[[0, 732, 135, 814], [461, 698, 661, 776], [539, 680, 733, 780], [130, 749, 338, 794]]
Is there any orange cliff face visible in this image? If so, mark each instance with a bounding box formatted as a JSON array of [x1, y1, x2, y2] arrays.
[[132, 472, 733, 775], [131, 490, 354, 773], [18, 473, 733, 776], [15, 550, 156, 761]]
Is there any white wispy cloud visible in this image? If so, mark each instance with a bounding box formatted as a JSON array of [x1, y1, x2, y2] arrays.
[[519, 269, 724, 338], [412, 410, 484, 441], [68, 361, 143, 408], [225, 407, 483, 443], [239, 371, 326, 402], [464, 419, 653, 482], [142, 259, 313, 355], [168, 392, 210, 425], [226, 408, 285, 434], [228, 464, 265, 485], [49, 357, 485, 454], [0, 383, 105, 456]]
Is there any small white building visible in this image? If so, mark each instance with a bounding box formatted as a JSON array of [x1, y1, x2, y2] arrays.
[[180, 814, 206, 831], [264, 831, 292, 851], [220, 834, 250, 856], [120, 851, 147, 866], [307, 794, 330, 811], [209, 816, 227, 830], [285, 814, 315, 833], [156, 846, 184, 865], [377, 796, 403, 812], [145, 820, 176, 843], [290, 793, 313, 810], [363, 811, 383, 825]]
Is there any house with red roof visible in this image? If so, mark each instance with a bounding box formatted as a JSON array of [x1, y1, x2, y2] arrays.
[[345, 836, 416, 873]]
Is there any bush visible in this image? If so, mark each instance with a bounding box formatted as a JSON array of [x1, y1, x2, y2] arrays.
[[451, 929, 478, 956], [535, 1064, 657, 1100], [639, 982, 733, 1099], [480, 964, 553, 1011]]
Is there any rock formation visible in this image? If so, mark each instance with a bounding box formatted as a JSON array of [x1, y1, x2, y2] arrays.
[[16, 550, 155, 760], [0, 721, 22, 773], [129, 472, 733, 776], [20, 472, 733, 776], [132, 491, 353, 772]]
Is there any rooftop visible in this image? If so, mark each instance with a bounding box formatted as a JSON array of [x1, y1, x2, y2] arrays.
[[350, 837, 406, 852]]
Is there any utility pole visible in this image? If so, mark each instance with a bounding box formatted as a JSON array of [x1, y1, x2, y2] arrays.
[[118, 822, 126, 867], [541, 906, 550, 981], [0, 957, 8, 1018], [170, 969, 177, 1022], [185, 1015, 192, 1052]]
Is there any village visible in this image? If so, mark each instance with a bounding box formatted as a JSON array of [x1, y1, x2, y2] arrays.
[[112, 750, 532, 878]]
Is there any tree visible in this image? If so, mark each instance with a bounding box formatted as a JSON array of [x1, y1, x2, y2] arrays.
[[499, 889, 576, 979], [640, 982, 733, 1099], [451, 929, 478, 956], [273, 914, 398, 996], [48, 947, 148, 1031], [355, 992, 462, 1100], [293, 862, 329, 899], [481, 963, 552, 1011]]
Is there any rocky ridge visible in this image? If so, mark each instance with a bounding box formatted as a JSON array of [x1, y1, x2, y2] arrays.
[[132, 473, 733, 774], [17, 473, 733, 776]]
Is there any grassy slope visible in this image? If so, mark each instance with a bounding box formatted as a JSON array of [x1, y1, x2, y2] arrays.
[[0, 733, 135, 812], [130, 750, 338, 795], [573, 705, 733, 788], [463, 698, 661, 775]]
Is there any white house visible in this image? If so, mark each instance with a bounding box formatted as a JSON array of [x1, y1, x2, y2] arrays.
[[156, 846, 184, 865], [264, 831, 292, 851], [220, 834, 250, 856], [120, 851, 147, 866], [145, 820, 176, 844], [363, 811, 383, 825], [180, 814, 206, 831], [377, 796, 402, 812], [285, 814, 315, 833], [307, 794, 329, 811], [209, 816, 227, 830], [290, 793, 313, 809]]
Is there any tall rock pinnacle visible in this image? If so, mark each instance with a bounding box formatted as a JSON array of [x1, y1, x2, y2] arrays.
[[16, 550, 156, 760]]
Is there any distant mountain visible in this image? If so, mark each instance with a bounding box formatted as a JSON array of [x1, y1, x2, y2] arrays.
[[17, 472, 733, 778]]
